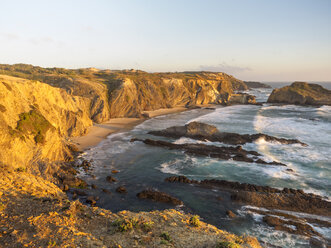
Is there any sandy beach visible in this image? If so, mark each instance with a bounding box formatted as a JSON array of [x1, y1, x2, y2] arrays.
[[70, 107, 187, 150]]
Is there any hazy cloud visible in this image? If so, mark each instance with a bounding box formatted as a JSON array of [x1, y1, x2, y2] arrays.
[[0, 33, 20, 40], [199, 63, 251, 74]]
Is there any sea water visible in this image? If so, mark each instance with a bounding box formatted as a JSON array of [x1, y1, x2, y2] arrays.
[[78, 84, 331, 247]]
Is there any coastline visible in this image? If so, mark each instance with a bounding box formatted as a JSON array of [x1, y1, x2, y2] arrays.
[[70, 106, 188, 151]]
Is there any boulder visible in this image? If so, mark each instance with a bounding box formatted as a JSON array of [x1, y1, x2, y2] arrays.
[[137, 190, 183, 205], [267, 82, 331, 105], [116, 186, 127, 194], [106, 176, 117, 183]]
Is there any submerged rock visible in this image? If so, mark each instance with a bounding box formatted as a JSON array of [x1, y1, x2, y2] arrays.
[[267, 82, 331, 105], [132, 138, 286, 166], [165, 176, 331, 216], [148, 122, 307, 146], [116, 186, 127, 194], [137, 190, 183, 205]]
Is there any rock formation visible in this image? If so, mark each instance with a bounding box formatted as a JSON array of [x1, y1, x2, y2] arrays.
[[131, 138, 286, 166], [0, 64, 251, 119], [244, 81, 271, 89], [267, 81, 331, 105], [148, 122, 306, 146]]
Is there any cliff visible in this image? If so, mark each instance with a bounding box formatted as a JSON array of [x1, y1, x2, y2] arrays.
[[0, 64, 249, 119], [0, 75, 92, 173], [267, 81, 331, 105]]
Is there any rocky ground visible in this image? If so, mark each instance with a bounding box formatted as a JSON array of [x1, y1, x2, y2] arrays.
[[0, 169, 262, 248]]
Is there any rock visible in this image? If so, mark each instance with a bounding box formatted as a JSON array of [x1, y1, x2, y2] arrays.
[[111, 170, 119, 174], [148, 122, 307, 146], [86, 195, 99, 206], [228, 93, 256, 104], [244, 81, 271, 89], [137, 190, 183, 205], [73, 189, 88, 196], [106, 176, 117, 183], [226, 210, 237, 218], [116, 186, 127, 194], [102, 188, 111, 194], [267, 82, 331, 105], [165, 176, 331, 216], [91, 184, 98, 189], [309, 237, 326, 248], [136, 138, 286, 166], [263, 215, 320, 237]]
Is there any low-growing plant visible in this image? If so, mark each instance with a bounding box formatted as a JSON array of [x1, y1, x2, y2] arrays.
[[141, 221, 154, 232], [217, 241, 241, 248], [160, 232, 171, 241], [15, 109, 54, 144], [15, 167, 26, 172], [189, 215, 200, 227]]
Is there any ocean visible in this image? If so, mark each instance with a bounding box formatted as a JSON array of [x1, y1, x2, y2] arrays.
[[77, 83, 331, 247]]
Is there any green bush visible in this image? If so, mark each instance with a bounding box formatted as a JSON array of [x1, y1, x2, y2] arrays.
[[217, 241, 241, 248], [16, 109, 53, 144], [189, 215, 200, 227], [160, 232, 171, 241]]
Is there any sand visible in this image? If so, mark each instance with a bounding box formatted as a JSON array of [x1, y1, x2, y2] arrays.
[[70, 107, 187, 151]]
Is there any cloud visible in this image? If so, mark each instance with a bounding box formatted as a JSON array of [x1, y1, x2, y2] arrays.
[[0, 33, 20, 40], [199, 62, 251, 74]]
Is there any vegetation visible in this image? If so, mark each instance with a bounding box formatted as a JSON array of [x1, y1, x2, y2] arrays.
[[217, 241, 241, 248], [160, 232, 171, 241], [111, 217, 154, 233], [15, 167, 26, 172], [15, 109, 54, 144], [189, 215, 200, 227]]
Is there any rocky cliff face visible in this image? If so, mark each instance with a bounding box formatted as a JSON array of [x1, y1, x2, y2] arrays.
[[0, 65, 250, 171], [0, 64, 249, 119], [0, 75, 92, 172], [267, 82, 331, 105]]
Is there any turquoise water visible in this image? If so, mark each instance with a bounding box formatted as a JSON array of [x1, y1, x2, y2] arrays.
[[78, 87, 331, 247]]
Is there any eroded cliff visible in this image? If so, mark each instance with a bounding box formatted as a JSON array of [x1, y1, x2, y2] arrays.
[[0, 75, 92, 172]]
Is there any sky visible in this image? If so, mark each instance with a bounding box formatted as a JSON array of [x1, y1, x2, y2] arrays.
[[0, 0, 330, 81]]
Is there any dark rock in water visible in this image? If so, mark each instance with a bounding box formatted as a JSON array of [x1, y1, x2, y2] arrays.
[[61, 176, 87, 189], [263, 215, 320, 237], [102, 188, 112, 194], [73, 189, 87, 196], [133, 138, 286, 166], [148, 122, 307, 146], [226, 210, 237, 218], [137, 190, 183, 205], [116, 186, 127, 194], [106, 176, 117, 183], [91, 184, 98, 189], [267, 82, 331, 105], [86, 195, 99, 206], [309, 237, 327, 248], [244, 81, 272, 89], [165, 176, 331, 216]]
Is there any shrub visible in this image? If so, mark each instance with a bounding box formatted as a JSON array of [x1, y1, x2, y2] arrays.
[[189, 215, 200, 227], [217, 241, 241, 248], [16, 109, 53, 144], [160, 232, 171, 241]]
